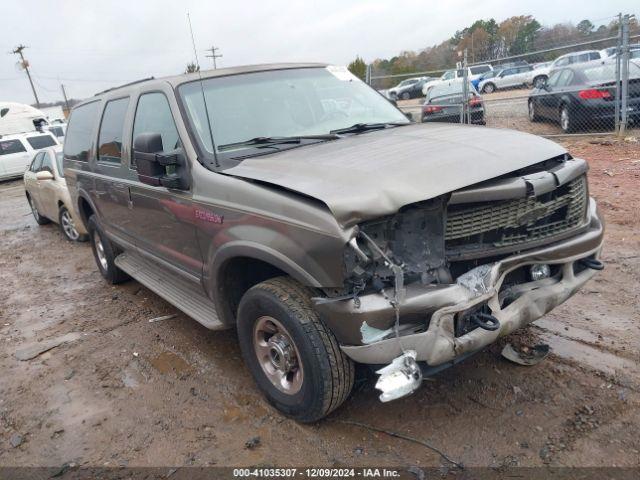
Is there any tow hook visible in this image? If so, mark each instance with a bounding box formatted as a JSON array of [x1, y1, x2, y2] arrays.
[[470, 312, 501, 331], [579, 258, 604, 270], [375, 350, 423, 402]]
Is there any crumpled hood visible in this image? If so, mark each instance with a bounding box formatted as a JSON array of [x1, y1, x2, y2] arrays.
[[225, 123, 566, 227]]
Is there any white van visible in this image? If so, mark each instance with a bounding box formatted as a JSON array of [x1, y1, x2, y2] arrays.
[[0, 132, 59, 180]]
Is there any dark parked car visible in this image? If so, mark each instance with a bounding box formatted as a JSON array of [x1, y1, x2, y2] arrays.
[[422, 82, 485, 124], [528, 61, 640, 133], [388, 77, 430, 100]]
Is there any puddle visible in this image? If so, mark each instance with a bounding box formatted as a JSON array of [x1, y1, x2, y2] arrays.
[[149, 351, 192, 375]]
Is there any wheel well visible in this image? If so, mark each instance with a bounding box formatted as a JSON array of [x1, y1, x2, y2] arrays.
[[217, 257, 287, 324], [77, 196, 94, 225]]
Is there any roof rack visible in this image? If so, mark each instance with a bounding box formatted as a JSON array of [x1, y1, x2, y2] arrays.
[[94, 77, 155, 96]]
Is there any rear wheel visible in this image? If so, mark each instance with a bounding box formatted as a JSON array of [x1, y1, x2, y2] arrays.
[[401, 91, 411, 100], [87, 215, 129, 284], [28, 195, 50, 225], [533, 76, 547, 88], [237, 277, 354, 423], [59, 205, 88, 242], [559, 105, 576, 133], [528, 100, 541, 122]]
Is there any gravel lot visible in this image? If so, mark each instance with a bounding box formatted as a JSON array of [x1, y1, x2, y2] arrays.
[[1, 137, 639, 471]]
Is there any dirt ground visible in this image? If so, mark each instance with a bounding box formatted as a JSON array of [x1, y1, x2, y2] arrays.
[[1, 136, 639, 472]]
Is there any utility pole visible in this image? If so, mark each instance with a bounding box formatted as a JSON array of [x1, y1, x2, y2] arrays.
[[60, 84, 70, 115], [619, 13, 630, 137], [204, 46, 222, 69], [11, 44, 40, 108]]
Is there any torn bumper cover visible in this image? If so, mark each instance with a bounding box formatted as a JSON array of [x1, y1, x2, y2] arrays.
[[315, 198, 604, 366]]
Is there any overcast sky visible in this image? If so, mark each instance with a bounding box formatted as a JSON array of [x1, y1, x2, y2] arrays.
[[1, 0, 637, 105]]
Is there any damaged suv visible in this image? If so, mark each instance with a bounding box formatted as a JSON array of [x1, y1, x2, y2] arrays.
[[63, 63, 604, 422]]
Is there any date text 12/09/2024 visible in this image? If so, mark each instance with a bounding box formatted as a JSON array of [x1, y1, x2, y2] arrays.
[[232, 468, 402, 478]]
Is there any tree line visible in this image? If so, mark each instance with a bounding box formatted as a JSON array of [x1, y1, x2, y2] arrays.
[[349, 15, 639, 88]]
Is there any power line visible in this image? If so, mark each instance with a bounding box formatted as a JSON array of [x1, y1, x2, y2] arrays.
[[10, 44, 40, 107], [205, 46, 222, 69]]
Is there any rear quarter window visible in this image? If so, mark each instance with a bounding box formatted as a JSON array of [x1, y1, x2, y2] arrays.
[[26, 135, 57, 149], [64, 101, 101, 161], [0, 139, 26, 155]]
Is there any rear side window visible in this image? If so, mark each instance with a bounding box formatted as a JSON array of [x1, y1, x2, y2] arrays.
[[98, 97, 130, 164], [64, 101, 101, 161], [0, 139, 26, 155], [131, 92, 180, 167], [26, 135, 56, 149]]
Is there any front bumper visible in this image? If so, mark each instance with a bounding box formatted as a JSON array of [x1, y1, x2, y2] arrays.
[[316, 198, 604, 366]]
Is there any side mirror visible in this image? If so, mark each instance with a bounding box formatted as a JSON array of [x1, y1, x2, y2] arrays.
[[36, 170, 54, 181], [133, 133, 189, 190]]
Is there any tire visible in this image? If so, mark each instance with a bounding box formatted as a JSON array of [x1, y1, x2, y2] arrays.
[[59, 205, 88, 242], [27, 194, 50, 225], [400, 91, 411, 100], [528, 100, 541, 122], [533, 76, 547, 89], [482, 83, 495, 94], [559, 104, 576, 133], [87, 215, 129, 284], [237, 276, 354, 423]]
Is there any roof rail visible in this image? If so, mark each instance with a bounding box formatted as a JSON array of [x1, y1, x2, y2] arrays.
[[94, 77, 155, 96]]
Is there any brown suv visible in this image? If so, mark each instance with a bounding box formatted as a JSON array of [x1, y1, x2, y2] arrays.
[[63, 63, 604, 422]]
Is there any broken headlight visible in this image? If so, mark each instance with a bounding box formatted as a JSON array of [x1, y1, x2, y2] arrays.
[[344, 196, 449, 292]]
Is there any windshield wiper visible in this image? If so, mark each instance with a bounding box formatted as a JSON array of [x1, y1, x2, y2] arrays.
[[218, 134, 339, 151], [330, 122, 409, 135]]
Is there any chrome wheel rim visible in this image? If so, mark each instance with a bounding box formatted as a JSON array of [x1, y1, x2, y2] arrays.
[[93, 230, 109, 271], [253, 316, 304, 395], [61, 209, 79, 240], [560, 108, 569, 131], [485, 84, 494, 93], [29, 197, 40, 221]]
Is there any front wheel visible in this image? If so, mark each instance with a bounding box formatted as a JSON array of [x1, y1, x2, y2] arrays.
[[559, 105, 576, 133], [237, 277, 354, 423], [482, 83, 495, 94]]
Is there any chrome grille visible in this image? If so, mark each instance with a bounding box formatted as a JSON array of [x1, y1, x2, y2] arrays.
[[445, 175, 588, 253]]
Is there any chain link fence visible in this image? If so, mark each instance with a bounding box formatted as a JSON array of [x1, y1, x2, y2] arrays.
[[370, 13, 639, 137]]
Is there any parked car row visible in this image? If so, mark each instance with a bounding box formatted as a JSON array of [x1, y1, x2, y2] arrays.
[[528, 59, 640, 133], [389, 46, 634, 100]]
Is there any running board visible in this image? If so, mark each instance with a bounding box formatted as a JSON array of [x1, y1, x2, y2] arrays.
[[114, 251, 225, 330]]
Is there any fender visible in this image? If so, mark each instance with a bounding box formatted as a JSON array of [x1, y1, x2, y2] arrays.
[[75, 187, 100, 225], [206, 241, 326, 326]]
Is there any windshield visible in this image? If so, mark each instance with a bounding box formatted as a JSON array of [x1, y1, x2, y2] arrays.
[[178, 66, 408, 157]]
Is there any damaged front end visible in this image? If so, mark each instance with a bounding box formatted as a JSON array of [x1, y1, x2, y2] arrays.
[[314, 156, 605, 402]]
